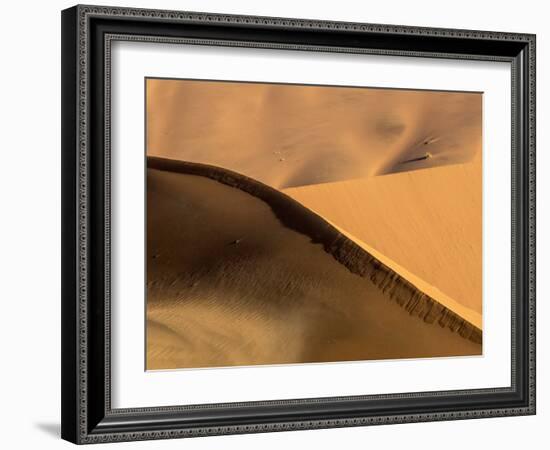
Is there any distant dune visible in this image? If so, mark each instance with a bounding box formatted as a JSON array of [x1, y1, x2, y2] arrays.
[[147, 79, 481, 189], [147, 157, 481, 370]]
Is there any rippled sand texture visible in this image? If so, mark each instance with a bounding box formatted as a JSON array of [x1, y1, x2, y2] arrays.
[[146, 159, 481, 370]]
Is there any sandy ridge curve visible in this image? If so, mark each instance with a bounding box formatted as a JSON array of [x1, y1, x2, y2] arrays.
[[147, 156, 482, 345]]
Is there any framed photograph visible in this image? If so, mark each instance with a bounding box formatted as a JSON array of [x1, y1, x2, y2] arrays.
[[61, 4, 536, 444]]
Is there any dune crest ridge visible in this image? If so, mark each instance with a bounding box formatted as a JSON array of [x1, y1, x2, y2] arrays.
[[148, 156, 482, 345]]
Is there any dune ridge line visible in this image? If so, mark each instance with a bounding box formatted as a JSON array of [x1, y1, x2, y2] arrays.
[[147, 156, 482, 345]]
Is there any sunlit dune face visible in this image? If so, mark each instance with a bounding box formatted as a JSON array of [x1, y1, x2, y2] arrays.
[[283, 159, 482, 316], [146, 79, 481, 189]]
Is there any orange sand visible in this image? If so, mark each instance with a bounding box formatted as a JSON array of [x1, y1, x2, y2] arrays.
[[145, 79, 483, 369], [284, 155, 482, 316], [146, 79, 481, 188]]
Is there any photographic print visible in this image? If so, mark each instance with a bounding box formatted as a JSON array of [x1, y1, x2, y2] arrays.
[[145, 79, 483, 370]]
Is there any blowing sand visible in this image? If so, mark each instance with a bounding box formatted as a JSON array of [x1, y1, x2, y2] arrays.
[[146, 158, 481, 370]]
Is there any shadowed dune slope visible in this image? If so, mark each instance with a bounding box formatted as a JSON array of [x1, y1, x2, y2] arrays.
[[147, 157, 481, 370]]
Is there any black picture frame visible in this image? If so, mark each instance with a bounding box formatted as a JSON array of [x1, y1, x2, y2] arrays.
[[61, 4, 536, 444]]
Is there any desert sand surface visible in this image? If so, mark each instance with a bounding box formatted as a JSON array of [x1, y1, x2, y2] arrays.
[[320, 217, 481, 329], [146, 157, 481, 370], [147, 79, 481, 189], [283, 153, 482, 316]]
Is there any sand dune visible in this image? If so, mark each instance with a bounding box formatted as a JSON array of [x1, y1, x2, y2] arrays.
[[320, 218, 481, 329], [284, 155, 482, 315], [147, 79, 481, 189], [146, 157, 481, 370]]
